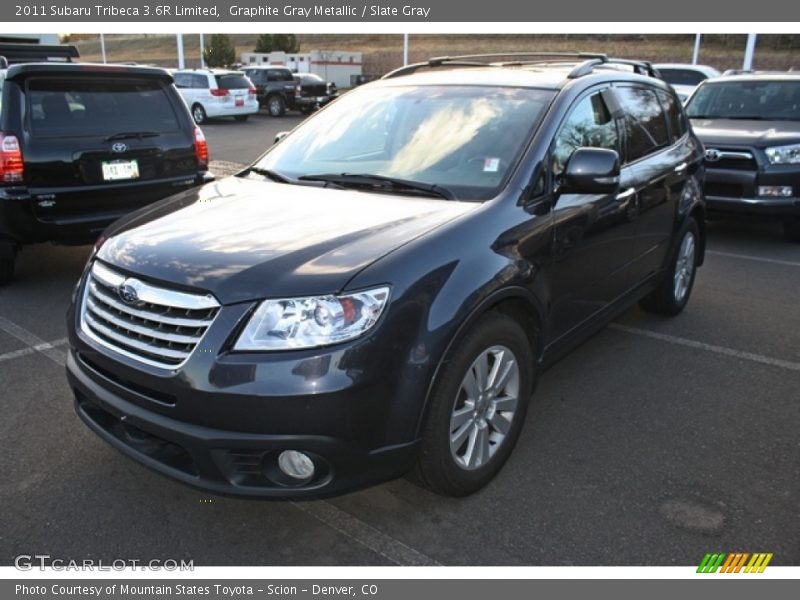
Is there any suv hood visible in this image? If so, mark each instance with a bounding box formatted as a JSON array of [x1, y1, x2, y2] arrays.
[[97, 177, 475, 304], [690, 118, 800, 148]]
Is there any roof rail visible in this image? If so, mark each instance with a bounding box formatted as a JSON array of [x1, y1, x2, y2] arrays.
[[382, 52, 661, 80]]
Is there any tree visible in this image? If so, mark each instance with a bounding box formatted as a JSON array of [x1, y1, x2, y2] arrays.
[[254, 34, 273, 53], [272, 34, 300, 53], [204, 34, 235, 68]]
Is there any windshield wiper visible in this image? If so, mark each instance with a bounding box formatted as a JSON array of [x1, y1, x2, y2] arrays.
[[298, 173, 456, 200], [103, 131, 160, 142], [244, 166, 345, 189]]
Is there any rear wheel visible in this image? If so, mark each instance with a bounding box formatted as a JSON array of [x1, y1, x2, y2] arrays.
[[191, 104, 207, 125], [415, 312, 535, 496], [640, 217, 699, 316], [267, 95, 286, 117], [783, 218, 800, 243], [0, 240, 17, 286]]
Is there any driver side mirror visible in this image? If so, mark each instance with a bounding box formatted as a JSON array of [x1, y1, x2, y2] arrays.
[[274, 131, 290, 144], [560, 147, 620, 194]]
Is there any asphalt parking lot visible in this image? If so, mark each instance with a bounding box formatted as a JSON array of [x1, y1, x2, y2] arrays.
[[1, 109, 798, 567]]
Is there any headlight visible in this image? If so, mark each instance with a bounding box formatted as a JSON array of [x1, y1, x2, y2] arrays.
[[234, 287, 390, 351], [765, 143, 800, 165]]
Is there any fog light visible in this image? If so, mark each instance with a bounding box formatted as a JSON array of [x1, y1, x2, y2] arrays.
[[277, 450, 315, 481], [758, 186, 793, 198]]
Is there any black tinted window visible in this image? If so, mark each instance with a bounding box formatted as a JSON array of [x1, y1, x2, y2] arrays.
[[616, 86, 670, 162], [27, 77, 180, 137], [267, 69, 294, 82], [215, 74, 251, 89], [657, 89, 685, 141], [553, 92, 619, 174], [659, 68, 707, 86]]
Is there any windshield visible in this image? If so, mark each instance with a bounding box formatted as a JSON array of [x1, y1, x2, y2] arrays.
[[254, 84, 554, 201], [686, 80, 800, 121]]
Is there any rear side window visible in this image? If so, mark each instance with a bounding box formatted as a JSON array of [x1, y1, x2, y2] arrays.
[[553, 91, 619, 174], [192, 74, 209, 89], [659, 68, 706, 87], [616, 86, 670, 163], [215, 74, 252, 89], [657, 89, 685, 141], [267, 69, 294, 82], [27, 77, 180, 138]]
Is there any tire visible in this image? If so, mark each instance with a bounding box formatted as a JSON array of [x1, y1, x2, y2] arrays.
[[783, 218, 800, 243], [0, 241, 16, 286], [266, 95, 286, 117], [415, 312, 535, 496], [191, 104, 207, 125], [234, 115, 249, 122], [639, 217, 700, 316]]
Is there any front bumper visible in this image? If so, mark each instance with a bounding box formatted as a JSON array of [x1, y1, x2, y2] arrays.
[[67, 350, 420, 498], [702, 151, 800, 219]]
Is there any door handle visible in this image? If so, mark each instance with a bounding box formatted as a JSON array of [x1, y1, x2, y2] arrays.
[[616, 187, 636, 200], [674, 162, 688, 174]]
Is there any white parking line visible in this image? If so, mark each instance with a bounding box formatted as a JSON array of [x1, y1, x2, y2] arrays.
[[0, 338, 68, 364], [610, 323, 800, 372], [0, 316, 67, 366], [292, 500, 442, 566], [707, 250, 800, 268]]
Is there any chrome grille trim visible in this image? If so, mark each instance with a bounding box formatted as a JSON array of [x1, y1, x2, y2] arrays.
[[80, 262, 220, 370]]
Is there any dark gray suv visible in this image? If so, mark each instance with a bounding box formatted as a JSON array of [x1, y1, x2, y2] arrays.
[[242, 66, 296, 116]]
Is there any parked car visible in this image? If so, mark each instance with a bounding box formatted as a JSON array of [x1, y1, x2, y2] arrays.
[[0, 62, 212, 284], [172, 69, 259, 124], [654, 63, 720, 102], [66, 53, 705, 498], [242, 66, 296, 117], [292, 73, 338, 114], [685, 72, 800, 241]]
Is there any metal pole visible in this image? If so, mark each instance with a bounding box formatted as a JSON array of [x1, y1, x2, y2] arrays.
[[692, 34, 701, 65], [743, 33, 757, 71], [199, 33, 205, 68], [100, 33, 106, 64], [177, 33, 185, 69], [403, 33, 409, 66]]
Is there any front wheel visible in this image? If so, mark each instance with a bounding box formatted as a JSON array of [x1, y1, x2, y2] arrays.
[[640, 218, 699, 316], [415, 312, 535, 496]]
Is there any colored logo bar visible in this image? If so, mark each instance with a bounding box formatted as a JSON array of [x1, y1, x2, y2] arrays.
[[697, 552, 773, 573]]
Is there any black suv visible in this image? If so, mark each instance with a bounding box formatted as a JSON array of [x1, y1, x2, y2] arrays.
[[0, 62, 212, 284], [242, 66, 296, 117], [685, 72, 800, 241], [66, 53, 706, 498]]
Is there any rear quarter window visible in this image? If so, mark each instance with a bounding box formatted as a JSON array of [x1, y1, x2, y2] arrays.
[[656, 89, 686, 141], [26, 77, 181, 138]]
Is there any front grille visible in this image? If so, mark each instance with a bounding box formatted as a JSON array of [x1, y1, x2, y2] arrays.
[[704, 181, 745, 198], [80, 261, 220, 370], [705, 149, 758, 171]]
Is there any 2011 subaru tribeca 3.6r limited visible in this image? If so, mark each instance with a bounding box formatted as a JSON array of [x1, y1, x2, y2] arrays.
[[66, 53, 706, 498]]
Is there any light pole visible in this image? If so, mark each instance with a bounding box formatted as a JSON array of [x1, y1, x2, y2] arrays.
[[403, 33, 409, 66], [743, 33, 757, 71], [199, 33, 205, 68], [177, 33, 185, 69], [99, 33, 106, 64], [692, 34, 701, 65]]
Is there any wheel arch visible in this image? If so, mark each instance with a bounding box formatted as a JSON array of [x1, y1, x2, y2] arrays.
[[414, 286, 545, 437]]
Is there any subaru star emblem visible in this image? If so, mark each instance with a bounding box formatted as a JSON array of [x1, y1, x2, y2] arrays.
[[704, 148, 722, 162], [117, 281, 139, 304], [111, 142, 128, 153]]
